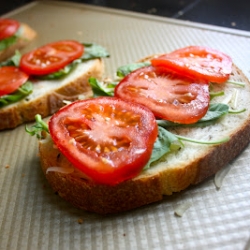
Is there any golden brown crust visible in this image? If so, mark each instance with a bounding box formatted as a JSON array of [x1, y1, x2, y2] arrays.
[[39, 136, 163, 214], [38, 63, 250, 214], [0, 59, 104, 130], [0, 23, 37, 62], [39, 118, 250, 214]]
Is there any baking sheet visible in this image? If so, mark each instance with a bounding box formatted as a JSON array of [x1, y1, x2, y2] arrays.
[[1, 1, 250, 249]]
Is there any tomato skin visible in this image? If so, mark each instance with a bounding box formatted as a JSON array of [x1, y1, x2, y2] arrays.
[[151, 46, 232, 83], [115, 66, 210, 124], [20, 40, 84, 75], [49, 97, 158, 185], [0, 66, 29, 96], [48, 40, 84, 61], [0, 18, 20, 40]]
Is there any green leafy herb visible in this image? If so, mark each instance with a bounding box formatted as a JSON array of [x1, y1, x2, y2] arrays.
[[25, 114, 49, 139], [145, 124, 230, 169], [0, 26, 22, 52], [88, 77, 117, 97], [0, 81, 33, 107], [157, 103, 230, 128], [79, 43, 110, 61], [88, 61, 151, 97], [227, 80, 245, 87], [199, 103, 229, 122], [37, 43, 110, 80], [37, 63, 76, 80], [210, 90, 225, 99], [144, 126, 183, 169], [0, 50, 21, 67], [174, 134, 230, 145], [228, 108, 246, 114], [0, 35, 18, 51], [116, 62, 151, 78]]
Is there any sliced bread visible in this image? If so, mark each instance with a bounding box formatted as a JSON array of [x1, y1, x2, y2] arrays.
[[38, 63, 250, 214], [0, 22, 36, 62], [0, 58, 104, 130]]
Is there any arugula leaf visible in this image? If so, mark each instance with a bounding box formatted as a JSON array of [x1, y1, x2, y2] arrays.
[[25, 114, 49, 139], [37, 63, 76, 80], [79, 43, 110, 61], [0, 81, 33, 107], [145, 122, 230, 169], [144, 126, 182, 169], [88, 61, 151, 96], [199, 103, 229, 122], [175, 133, 230, 145], [229, 108, 246, 114], [157, 103, 230, 128], [88, 77, 117, 97], [116, 62, 151, 78]]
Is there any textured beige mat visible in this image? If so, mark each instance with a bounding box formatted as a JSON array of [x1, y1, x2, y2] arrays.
[[1, 1, 250, 249]]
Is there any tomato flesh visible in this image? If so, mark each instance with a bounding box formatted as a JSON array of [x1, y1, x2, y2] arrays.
[[20, 40, 84, 75], [115, 66, 210, 124], [49, 97, 158, 185], [49, 40, 84, 61], [0, 66, 29, 96], [0, 18, 20, 40], [151, 46, 232, 83]]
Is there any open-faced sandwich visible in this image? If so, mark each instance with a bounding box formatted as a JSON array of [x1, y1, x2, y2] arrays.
[[0, 40, 109, 130], [0, 18, 36, 61], [27, 46, 250, 214]]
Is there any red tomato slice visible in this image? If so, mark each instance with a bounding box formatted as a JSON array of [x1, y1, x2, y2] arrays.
[[20, 40, 84, 75], [0, 18, 20, 40], [49, 40, 84, 61], [115, 66, 210, 124], [0, 66, 29, 96], [151, 46, 232, 83], [49, 97, 158, 185]]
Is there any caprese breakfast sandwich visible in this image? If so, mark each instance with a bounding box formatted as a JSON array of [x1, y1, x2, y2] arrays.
[[0, 40, 109, 130], [27, 46, 250, 214], [0, 18, 36, 61]]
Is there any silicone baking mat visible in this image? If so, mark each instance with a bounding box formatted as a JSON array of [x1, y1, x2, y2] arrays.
[[1, 1, 250, 249]]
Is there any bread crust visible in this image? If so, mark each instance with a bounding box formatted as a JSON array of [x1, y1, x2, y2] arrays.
[[38, 63, 250, 214], [39, 122, 250, 214], [39, 135, 163, 214], [0, 23, 36, 62], [0, 59, 104, 130]]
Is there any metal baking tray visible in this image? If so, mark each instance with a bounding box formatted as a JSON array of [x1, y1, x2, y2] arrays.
[[1, 1, 250, 249]]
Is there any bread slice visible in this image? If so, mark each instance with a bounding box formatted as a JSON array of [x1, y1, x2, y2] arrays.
[[38, 63, 250, 214], [0, 59, 104, 130], [0, 23, 36, 62]]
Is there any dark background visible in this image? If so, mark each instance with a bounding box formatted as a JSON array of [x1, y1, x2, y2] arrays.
[[1, 0, 250, 32]]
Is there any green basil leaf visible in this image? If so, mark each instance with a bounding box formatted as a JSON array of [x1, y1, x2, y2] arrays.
[[157, 103, 230, 128], [37, 63, 76, 80], [144, 126, 182, 169], [0, 81, 33, 107], [0, 26, 23, 52], [79, 43, 110, 61], [88, 77, 117, 97], [116, 62, 151, 78], [0, 35, 18, 51], [199, 103, 229, 122]]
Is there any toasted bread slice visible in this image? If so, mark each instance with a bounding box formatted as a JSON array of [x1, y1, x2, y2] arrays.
[[38, 63, 250, 214], [0, 23, 36, 62], [0, 59, 104, 130]]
